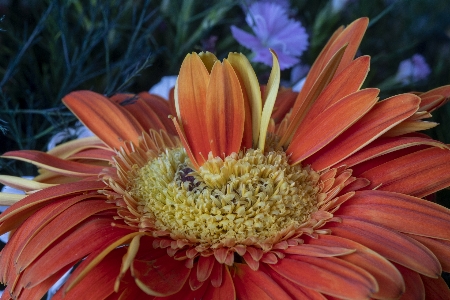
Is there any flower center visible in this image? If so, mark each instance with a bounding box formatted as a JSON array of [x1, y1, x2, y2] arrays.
[[128, 147, 319, 246]]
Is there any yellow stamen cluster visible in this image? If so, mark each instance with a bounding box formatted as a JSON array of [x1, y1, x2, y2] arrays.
[[129, 147, 319, 246]]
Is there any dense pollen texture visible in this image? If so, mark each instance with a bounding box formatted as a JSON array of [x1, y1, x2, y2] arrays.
[[129, 147, 320, 245]]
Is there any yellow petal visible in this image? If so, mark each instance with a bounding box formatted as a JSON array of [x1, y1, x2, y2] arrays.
[[259, 50, 280, 150]]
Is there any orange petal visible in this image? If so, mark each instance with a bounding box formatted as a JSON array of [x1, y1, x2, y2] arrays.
[[233, 264, 291, 300], [287, 88, 379, 164], [418, 85, 450, 112], [329, 18, 369, 75], [271, 89, 297, 123], [132, 254, 190, 296], [259, 264, 327, 299], [279, 45, 347, 148], [269, 255, 377, 299], [64, 231, 143, 294], [15, 200, 116, 272], [68, 148, 114, 162], [304, 93, 420, 171], [294, 18, 368, 115], [422, 274, 450, 299], [111, 93, 167, 133], [306, 234, 405, 299], [175, 53, 211, 165], [407, 234, 450, 272], [63, 90, 143, 149], [360, 147, 450, 197], [336, 135, 445, 169], [227, 53, 261, 148], [202, 266, 236, 300], [304, 55, 370, 122], [394, 264, 425, 299], [197, 255, 216, 282], [205, 59, 245, 157], [19, 265, 72, 300], [55, 248, 127, 300], [341, 190, 450, 241], [138, 91, 177, 135], [2, 150, 107, 177], [21, 217, 133, 288], [327, 214, 442, 277], [0, 180, 106, 235]]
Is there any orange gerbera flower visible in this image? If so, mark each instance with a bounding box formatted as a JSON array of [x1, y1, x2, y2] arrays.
[[1, 17, 450, 299]]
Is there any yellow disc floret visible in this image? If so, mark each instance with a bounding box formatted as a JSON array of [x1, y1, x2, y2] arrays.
[[129, 147, 319, 246]]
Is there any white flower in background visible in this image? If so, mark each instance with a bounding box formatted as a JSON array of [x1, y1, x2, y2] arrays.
[[395, 54, 431, 85], [47, 121, 94, 150], [148, 76, 177, 99]]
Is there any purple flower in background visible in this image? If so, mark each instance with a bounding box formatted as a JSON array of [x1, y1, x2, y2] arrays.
[[395, 54, 431, 85], [231, 2, 309, 70]]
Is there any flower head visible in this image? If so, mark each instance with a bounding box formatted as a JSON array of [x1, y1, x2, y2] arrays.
[[231, 2, 308, 70], [2, 18, 450, 299], [395, 54, 431, 85]]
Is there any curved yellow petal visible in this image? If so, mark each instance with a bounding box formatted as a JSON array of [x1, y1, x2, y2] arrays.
[[0, 193, 25, 205], [259, 50, 280, 150], [0, 175, 56, 192]]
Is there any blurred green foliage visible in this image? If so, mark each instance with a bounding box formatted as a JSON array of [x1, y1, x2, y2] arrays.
[[0, 0, 449, 182]]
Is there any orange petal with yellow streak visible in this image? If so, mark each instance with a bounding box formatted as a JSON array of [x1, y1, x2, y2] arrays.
[[0, 175, 56, 192], [47, 136, 107, 160], [418, 85, 450, 111], [282, 244, 355, 257], [304, 93, 420, 171], [132, 253, 191, 296], [54, 248, 127, 300], [21, 217, 132, 289], [175, 53, 211, 165], [233, 263, 292, 300], [269, 255, 377, 299], [63, 91, 143, 149], [227, 52, 260, 148], [2, 150, 107, 177], [68, 148, 114, 162], [0, 180, 106, 235], [205, 60, 245, 157], [15, 200, 116, 272], [360, 147, 450, 197], [336, 135, 445, 169], [287, 88, 379, 164]]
